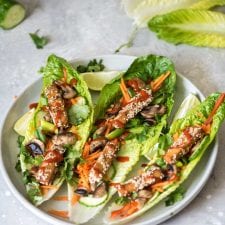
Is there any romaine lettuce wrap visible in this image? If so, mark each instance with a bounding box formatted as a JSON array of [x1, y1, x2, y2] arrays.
[[16, 54, 93, 205], [68, 55, 176, 223], [104, 92, 225, 224]]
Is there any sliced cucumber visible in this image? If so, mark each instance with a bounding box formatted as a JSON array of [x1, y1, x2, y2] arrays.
[[0, 0, 25, 29], [79, 193, 108, 207], [40, 120, 57, 133], [34, 110, 46, 128]]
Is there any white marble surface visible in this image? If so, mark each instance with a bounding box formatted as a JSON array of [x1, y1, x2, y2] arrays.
[[0, 1, 225, 225]]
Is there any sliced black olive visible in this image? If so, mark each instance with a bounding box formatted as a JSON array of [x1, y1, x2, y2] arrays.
[[26, 139, 45, 157], [75, 188, 88, 196], [167, 164, 174, 172]]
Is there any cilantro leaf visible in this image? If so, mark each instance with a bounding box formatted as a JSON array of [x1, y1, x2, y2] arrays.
[[77, 59, 105, 73], [115, 196, 129, 205], [29, 30, 48, 49], [126, 125, 150, 143], [15, 159, 21, 172], [17, 135, 25, 148], [165, 187, 186, 206]]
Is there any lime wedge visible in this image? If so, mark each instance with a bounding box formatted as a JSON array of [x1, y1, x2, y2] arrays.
[[14, 108, 35, 136], [81, 71, 121, 91], [173, 93, 201, 122]]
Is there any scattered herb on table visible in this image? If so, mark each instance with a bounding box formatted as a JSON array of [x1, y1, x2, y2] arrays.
[[29, 30, 48, 49]]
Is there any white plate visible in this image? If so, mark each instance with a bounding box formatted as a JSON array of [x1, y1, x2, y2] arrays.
[[0, 55, 218, 225]]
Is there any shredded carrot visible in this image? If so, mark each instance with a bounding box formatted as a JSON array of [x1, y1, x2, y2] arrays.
[[202, 124, 211, 134], [48, 209, 69, 219], [77, 162, 92, 191], [63, 67, 67, 82], [82, 143, 90, 159], [151, 174, 177, 192], [85, 151, 101, 161], [70, 98, 77, 105], [53, 196, 68, 201], [116, 156, 129, 162], [40, 185, 57, 195], [202, 93, 225, 134], [173, 132, 179, 141], [151, 186, 164, 193], [70, 78, 77, 86], [41, 188, 49, 195], [120, 78, 131, 103], [151, 71, 171, 92], [111, 201, 139, 219], [40, 185, 57, 189], [71, 194, 80, 205]]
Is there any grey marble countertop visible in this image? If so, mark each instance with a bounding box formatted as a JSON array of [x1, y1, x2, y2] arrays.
[[1, 1, 225, 225]]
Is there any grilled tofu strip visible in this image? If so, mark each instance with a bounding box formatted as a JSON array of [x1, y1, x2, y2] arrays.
[[45, 83, 69, 128], [113, 166, 164, 197], [111, 89, 153, 128], [89, 139, 119, 191], [164, 126, 205, 164]]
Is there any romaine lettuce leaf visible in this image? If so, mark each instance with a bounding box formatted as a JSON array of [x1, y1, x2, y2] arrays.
[[190, 0, 225, 9], [148, 9, 225, 48], [19, 54, 93, 205], [122, 0, 225, 27], [104, 93, 225, 224], [69, 55, 176, 223]]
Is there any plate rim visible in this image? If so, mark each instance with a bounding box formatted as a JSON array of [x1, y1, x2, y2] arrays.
[[0, 54, 218, 225]]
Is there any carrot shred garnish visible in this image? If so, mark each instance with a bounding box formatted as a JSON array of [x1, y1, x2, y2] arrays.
[[202, 93, 225, 134], [53, 196, 68, 201], [120, 78, 131, 103], [85, 151, 101, 161], [173, 132, 179, 141], [116, 156, 129, 162], [82, 143, 90, 159], [40, 188, 49, 195], [77, 162, 91, 191], [48, 210, 69, 219], [70, 98, 77, 105], [63, 67, 67, 82], [151, 71, 171, 92], [40, 185, 57, 189], [110, 201, 139, 219], [40, 185, 57, 195], [151, 174, 177, 192], [71, 194, 80, 205]]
